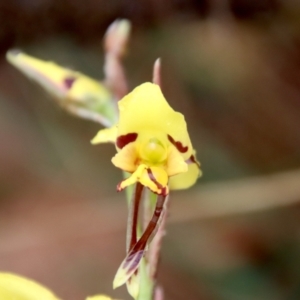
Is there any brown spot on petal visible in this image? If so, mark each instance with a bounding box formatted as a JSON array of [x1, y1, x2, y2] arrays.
[[186, 154, 200, 168], [116, 133, 138, 149], [64, 76, 77, 89], [147, 169, 168, 196], [167, 134, 188, 153], [147, 168, 164, 190]]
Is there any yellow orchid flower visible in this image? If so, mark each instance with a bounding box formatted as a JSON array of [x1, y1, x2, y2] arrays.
[[92, 82, 201, 195], [0, 272, 119, 300], [92, 82, 201, 290]]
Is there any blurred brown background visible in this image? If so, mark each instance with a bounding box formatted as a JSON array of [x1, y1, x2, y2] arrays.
[[1, 0, 300, 299]]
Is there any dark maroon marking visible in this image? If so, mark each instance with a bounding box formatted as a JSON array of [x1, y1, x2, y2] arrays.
[[64, 76, 77, 89], [160, 187, 168, 196], [124, 250, 145, 271], [186, 154, 200, 168], [167, 134, 188, 153], [116, 133, 138, 149], [147, 168, 164, 191], [147, 169, 168, 196], [124, 194, 166, 273], [129, 183, 144, 251]]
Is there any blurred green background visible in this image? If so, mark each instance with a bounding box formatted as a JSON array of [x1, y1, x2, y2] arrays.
[[1, 0, 300, 299]]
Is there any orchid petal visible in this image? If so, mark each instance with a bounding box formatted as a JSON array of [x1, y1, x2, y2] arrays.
[[117, 83, 193, 160], [0, 272, 61, 300], [113, 248, 145, 290], [166, 146, 188, 176], [91, 126, 118, 144], [126, 273, 140, 299], [117, 164, 169, 195], [169, 161, 201, 190], [112, 143, 138, 173], [140, 167, 168, 195], [117, 164, 147, 191]]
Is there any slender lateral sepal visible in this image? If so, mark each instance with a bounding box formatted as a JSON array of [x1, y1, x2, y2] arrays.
[[127, 182, 144, 252], [126, 272, 140, 299], [113, 194, 166, 289], [149, 194, 169, 280]]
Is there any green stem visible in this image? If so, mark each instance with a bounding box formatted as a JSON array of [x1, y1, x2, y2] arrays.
[[136, 190, 155, 300], [137, 258, 154, 300]]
